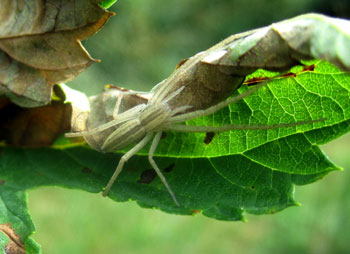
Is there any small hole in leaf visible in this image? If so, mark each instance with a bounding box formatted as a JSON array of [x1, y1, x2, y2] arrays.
[[138, 169, 156, 184], [161, 132, 167, 139], [0, 180, 5, 185], [82, 168, 93, 174], [251, 185, 255, 190], [53, 85, 66, 101], [164, 163, 175, 173], [204, 132, 215, 145]]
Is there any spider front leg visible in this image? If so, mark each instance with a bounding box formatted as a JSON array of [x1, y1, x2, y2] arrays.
[[148, 131, 179, 206], [102, 133, 154, 196], [169, 80, 268, 123], [102, 131, 179, 206], [65, 104, 147, 138]]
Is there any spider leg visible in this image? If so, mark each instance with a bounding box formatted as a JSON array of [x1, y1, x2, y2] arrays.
[[65, 103, 147, 138], [163, 118, 326, 133], [169, 80, 268, 123], [102, 132, 154, 197], [148, 131, 180, 206], [65, 116, 133, 138], [149, 86, 186, 105], [112, 92, 124, 119], [170, 105, 192, 116]]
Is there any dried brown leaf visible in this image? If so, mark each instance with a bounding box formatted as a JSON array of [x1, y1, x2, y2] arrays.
[[0, 0, 114, 107], [0, 86, 72, 147]]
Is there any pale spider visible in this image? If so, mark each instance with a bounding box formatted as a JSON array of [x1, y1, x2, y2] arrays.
[[66, 43, 323, 206]]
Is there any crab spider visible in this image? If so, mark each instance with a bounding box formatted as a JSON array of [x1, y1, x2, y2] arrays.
[[66, 30, 326, 206], [66, 77, 324, 206]]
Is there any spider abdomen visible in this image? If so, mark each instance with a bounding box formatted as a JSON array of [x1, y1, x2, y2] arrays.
[[101, 118, 146, 152], [100, 104, 171, 152], [139, 104, 172, 132]]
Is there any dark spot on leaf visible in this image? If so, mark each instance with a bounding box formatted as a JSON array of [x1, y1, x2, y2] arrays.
[[303, 64, 315, 72], [251, 185, 255, 190], [82, 168, 93, 174], [204, 132, 215, 145], [164, 163, 175, 173], [161, 132, 167, 139], [0, 223, 26, 254], [0, 180, 5, 185], [282, 72, 297, 78], [175, 58, 189, 69], [138, 169, 156, 184]]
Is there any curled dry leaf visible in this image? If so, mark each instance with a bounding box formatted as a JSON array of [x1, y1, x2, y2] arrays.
[[203, 14, 350, 72], [70, 13, 350, 148], [0, 0, 114, 107]]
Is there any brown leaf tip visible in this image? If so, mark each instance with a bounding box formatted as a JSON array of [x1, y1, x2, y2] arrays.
[[302, 64, 315, 72], [0, 223, 26, 254], [104, 84, 130, 92], [244, 77, 269, 86], [281, 72, 297, 78], [190, 210, 201, 215], [175, 59, 189, 70]]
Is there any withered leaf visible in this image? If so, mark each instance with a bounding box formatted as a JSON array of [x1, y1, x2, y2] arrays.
[[0, 223, 26, 254], [0, 85, 72, 147], [0, 0, 114, 107], [202, 14, 350, 72]]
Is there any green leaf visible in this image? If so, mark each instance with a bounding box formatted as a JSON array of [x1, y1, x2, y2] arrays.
[[1, 13, 350, 252], [0, 61, 348, 253], [1, 60, 348, 224], [99, 0, 118, 9]]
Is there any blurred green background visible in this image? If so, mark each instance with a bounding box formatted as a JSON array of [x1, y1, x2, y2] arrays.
[[29, 0, 350, 253]]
